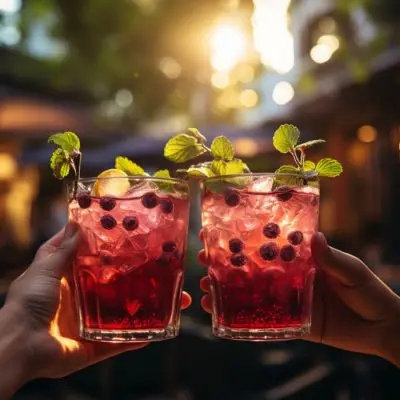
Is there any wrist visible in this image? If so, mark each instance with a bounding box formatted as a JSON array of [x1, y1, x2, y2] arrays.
[[0, 303, 30, 397]]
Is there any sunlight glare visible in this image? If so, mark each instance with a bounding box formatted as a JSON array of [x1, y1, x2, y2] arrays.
[[210, 23, 247, 72]]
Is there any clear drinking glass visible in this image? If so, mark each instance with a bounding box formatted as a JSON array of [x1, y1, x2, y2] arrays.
[[201, 173, 319, 341], [68, 176, 190, 342]]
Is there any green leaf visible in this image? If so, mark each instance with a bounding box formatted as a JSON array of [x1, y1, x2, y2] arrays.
[[275, 165, 299, 174], [211, 136, 235, 161], [50, 149, 70, 179], [188, 128, 207, 143], [164, 133, 207, 163], [303, 161, 316, 171], [48, 131, 80, 152], [115, 156, 145, 176], [187, 166, 215, 178], [316, 158, 343, 178], [154, 169, 171, 179], [153, 169, 176, 193], [225, 159, 246, 175], [273, 124, 300, 154]]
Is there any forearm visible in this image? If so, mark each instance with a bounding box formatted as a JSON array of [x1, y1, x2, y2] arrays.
[[0, 304, 28, 399]]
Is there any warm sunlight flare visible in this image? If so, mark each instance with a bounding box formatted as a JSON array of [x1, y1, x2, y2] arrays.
[[49, 278, 80, 353], [209, 23, 247, 72], [252, 0, 294, 74]]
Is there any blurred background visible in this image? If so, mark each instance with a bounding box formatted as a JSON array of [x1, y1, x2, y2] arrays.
[[1, 0, 400, 398]]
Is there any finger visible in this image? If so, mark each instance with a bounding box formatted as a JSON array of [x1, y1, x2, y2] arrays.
[[181, 292, 192, 309], [34, 227, 66, 261], [88, 342, 149, 365], [34, 223, 80, 280], [200, 276, 210, 292], [199, 229, 204, 241], [197, 250, 207, 267], [201, 295, 212, 313], [311, 232, 400, 321]]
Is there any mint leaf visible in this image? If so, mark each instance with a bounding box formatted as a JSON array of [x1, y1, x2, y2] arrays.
[[50, 148, 71, 179], [211, 136, 235, 161], [225, 159, 246, 175], [275, 165, 299, 174], [48, 131, 80, 153], [154, 169, 171, 179], [115, 156, 145, 176], [164, 133, 207, 163], [303, 161, 316, 171], [316, 158, 343, 177], [273, 124, 300, 154], [153, 169, 176, 193], [295, 140, 325, 150], [187, 166, 215, 178], [188, 128, 207, 144]]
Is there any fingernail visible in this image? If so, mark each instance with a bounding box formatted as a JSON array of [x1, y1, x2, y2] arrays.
[[64, 222, 78, 239]]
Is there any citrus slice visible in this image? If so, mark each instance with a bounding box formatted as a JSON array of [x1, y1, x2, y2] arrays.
[[92, 169, 130, 197]]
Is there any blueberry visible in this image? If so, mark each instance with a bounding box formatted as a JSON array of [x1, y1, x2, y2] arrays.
[[288, 231, 303, 246], [77, 193, 92, 209], [100, 196, 116, 211], [100, 215, 117, 230], [162, 241, 177, 253], [280, 245, 296, 262], [123, 216, 139, 231], [263, 223, 281, 239], [259, 243, 279, 261], [160, 198, 174, 214], [230, 253, 248, 267], [229, 238, 244, 254], [142, 192, 159, 209], [224, 189, 240, 207], [275, 186, 294, 202]]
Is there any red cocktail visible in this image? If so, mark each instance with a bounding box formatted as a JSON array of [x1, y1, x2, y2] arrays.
[[202, 174, 318, 340], [69, 176, 189, 342]]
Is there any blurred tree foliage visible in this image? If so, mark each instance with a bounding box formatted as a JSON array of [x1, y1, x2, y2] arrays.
[[1, 0, 254, 124]]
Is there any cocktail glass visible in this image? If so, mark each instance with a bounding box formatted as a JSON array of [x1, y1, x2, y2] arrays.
[[69, 176, 190, 342], [201, 173, 319, 341]]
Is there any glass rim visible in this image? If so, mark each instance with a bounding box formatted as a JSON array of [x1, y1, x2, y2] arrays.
[[77, 175, 188, 186], [203, 172, 319, 182]]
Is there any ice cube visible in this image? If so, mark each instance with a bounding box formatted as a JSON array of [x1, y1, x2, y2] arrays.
[[248, 177, 274, 193], [124, 180, 159, 199], [119, 252, 149, 273], [126, 299, 141, 317]]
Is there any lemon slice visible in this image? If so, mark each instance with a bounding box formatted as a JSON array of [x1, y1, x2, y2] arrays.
[[92, 169, 130, 197]]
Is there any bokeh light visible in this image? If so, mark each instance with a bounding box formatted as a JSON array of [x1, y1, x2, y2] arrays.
[[310, 44, 334, 64], [357, 125, 378, 143], [115, 89, 134, 108], [272, 81, 295, 105], [239, 89, 258, 108], [159, 57, 182, 79], [211, 72, 230, 89], [252, 0, 294, 74], [209, 23, 247, 72], [317, 34, 340, 52]]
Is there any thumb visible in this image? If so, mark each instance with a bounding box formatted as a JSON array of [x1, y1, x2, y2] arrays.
[[311, 232, 400, 321], [40, 222, 80, 279]]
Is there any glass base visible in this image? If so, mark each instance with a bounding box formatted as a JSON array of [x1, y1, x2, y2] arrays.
[[81, 326, 179, 343], [212, 324, 311, 341]]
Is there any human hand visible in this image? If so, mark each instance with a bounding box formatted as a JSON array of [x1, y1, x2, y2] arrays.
[[199, 232, 400, 366], [2, 223, 192, 386]]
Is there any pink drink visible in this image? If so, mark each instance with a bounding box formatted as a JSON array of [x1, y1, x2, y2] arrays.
[[202, 175, 319, 340], [69, 177, 190, 342]]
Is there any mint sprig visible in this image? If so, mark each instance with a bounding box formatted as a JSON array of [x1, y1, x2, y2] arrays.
[[48, 131, 81, 198], [164, 129, 249, 178], [115, 156, 145, 176], [273, 124, 343, 180]]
